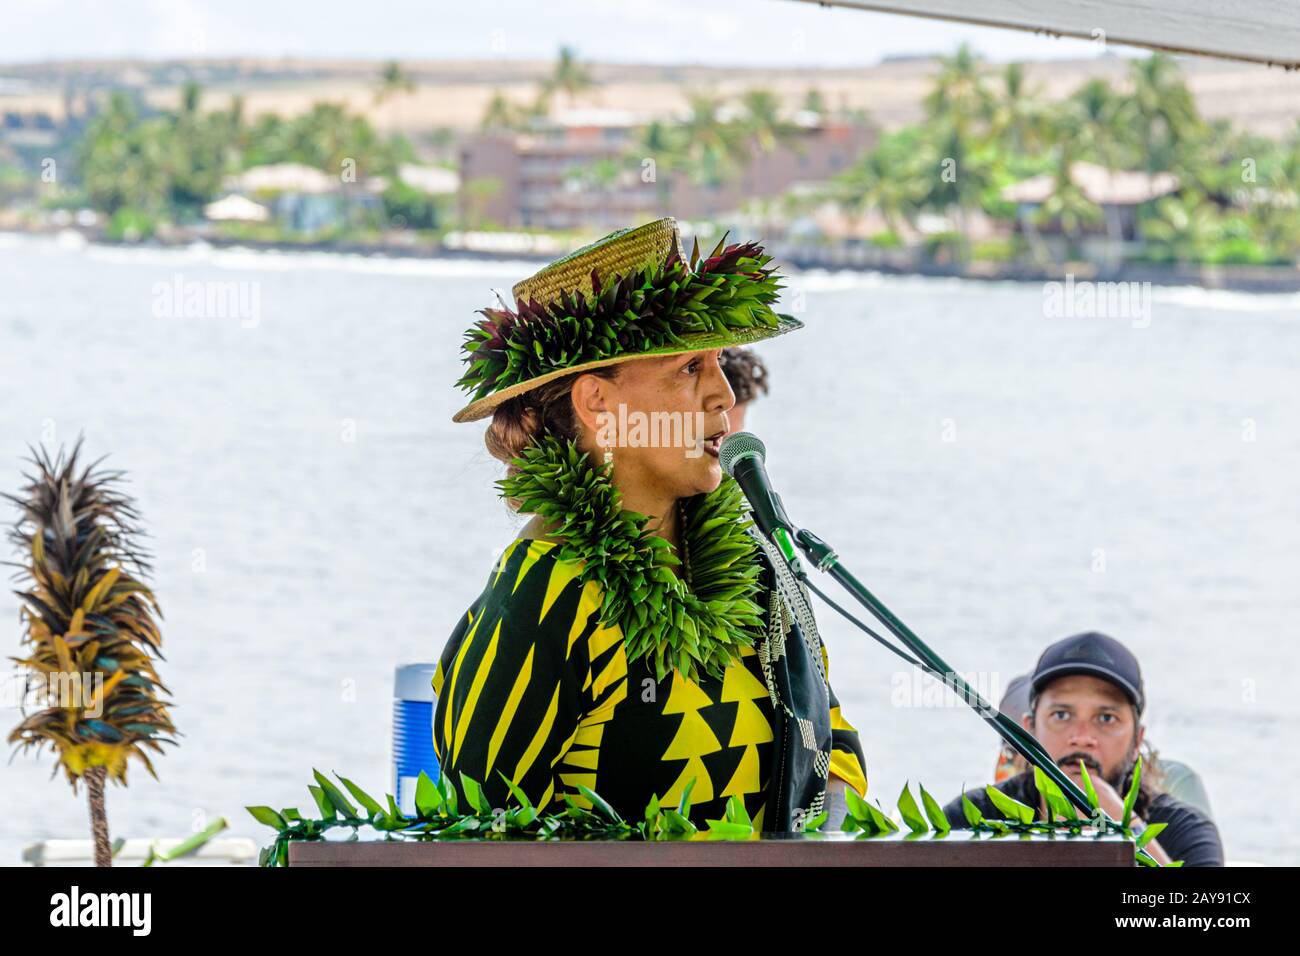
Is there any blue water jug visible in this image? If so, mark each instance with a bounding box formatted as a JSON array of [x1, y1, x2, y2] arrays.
[[392, 662, 440, 817]]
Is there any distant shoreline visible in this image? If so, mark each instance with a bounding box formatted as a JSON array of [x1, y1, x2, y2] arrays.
[[771, 243, 1300, 294], [10, 226, 1300, 294]]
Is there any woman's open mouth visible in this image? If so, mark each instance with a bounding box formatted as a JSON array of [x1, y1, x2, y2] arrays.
[[702, 431, 725, 458]]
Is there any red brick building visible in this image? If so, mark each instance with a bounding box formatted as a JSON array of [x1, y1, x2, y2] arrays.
[[458, 108, 875, 231]]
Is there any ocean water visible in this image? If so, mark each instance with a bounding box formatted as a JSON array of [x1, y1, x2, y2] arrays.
[[0, 232, 1296, 865]]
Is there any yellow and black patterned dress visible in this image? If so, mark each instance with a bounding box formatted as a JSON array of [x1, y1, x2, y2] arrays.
[[432, 533, 868, 832]]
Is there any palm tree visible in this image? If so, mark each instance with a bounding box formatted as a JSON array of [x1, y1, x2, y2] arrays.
[[180, 80, 201, 118], [523, 87, 553, 124], [1063, 78, 1126, 171], [373, 60, 415, 106], [802, 87, 827, 118], [735, 88, 805, 197], [78, 94, 170, 216], [924, 42, 993, 135], [480, 89, 521, 131], [222, 93, 250, 153], [737, 89, 802, 155], [243, 112, 295, 167], [915, 43, 1000, 260], [291, 102, 377, 172], [830, 139, 922, 240], [627, 118, 684, 215], [1250, 123, 1300, 259], [1140, 190, 1223, 262], [1036, 145, 1104, 263], [161, 81, 234, 215], [675, 92, 752, 217], [918, 119, 994, 262], [5, 439, 177, 867], [373, 61, 417, 132], [543, 45, 596, 109], [1048, 78, 1130, 250], [1122, 53, 1200, 172], [985, 63, 1048, 157]]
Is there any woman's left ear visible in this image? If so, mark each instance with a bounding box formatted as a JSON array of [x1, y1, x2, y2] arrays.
[[570, 373, 610, 436]]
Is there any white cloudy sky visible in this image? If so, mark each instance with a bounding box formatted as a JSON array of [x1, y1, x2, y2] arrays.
[[2, 0, 1108, 65]]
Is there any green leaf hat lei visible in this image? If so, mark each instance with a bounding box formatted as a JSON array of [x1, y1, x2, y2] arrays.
[[497, 433, 767, 685], [459, 234, 783, 402], [452, 218, 802, 423]]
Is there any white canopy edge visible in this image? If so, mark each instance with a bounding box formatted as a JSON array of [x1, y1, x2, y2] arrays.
[[786, 0, 1300, 69]]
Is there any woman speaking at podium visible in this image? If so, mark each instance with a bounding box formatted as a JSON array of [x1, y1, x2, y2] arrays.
[[432, 217, 868, 833]]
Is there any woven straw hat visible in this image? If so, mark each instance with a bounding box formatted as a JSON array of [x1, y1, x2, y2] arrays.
[[451, 216, 802, 423]]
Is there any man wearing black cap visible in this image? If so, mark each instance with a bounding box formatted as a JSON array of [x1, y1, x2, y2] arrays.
[[941, 632, 1224, 866]]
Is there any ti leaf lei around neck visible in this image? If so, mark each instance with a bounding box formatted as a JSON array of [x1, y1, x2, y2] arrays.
[[497, 433, 767, 685]]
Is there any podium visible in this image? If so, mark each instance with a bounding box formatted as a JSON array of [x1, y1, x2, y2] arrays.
[[287, 829, 1134, 866]]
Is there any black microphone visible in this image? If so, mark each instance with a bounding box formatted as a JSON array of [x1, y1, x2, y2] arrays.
[[718, 431, 801, 568]]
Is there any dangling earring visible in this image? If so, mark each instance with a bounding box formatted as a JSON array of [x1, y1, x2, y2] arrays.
[[603, 447, 613, 468]]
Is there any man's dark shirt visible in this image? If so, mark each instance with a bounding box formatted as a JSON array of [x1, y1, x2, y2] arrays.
[[940, 769, 1224, 866]]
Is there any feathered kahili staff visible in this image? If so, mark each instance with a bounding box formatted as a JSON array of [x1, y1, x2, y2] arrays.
[[5, 438, 178, 867]]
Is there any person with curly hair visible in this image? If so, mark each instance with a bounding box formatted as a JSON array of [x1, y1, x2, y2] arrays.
[[719, 346, 769, 434]]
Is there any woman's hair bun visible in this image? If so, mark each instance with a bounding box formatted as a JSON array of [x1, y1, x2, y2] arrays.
[[485, 400, 543, 474], [482, 365, 621, 505]]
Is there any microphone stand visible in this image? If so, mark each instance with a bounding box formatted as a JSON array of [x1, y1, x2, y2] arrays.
[[766, 520, 1133, 843]]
